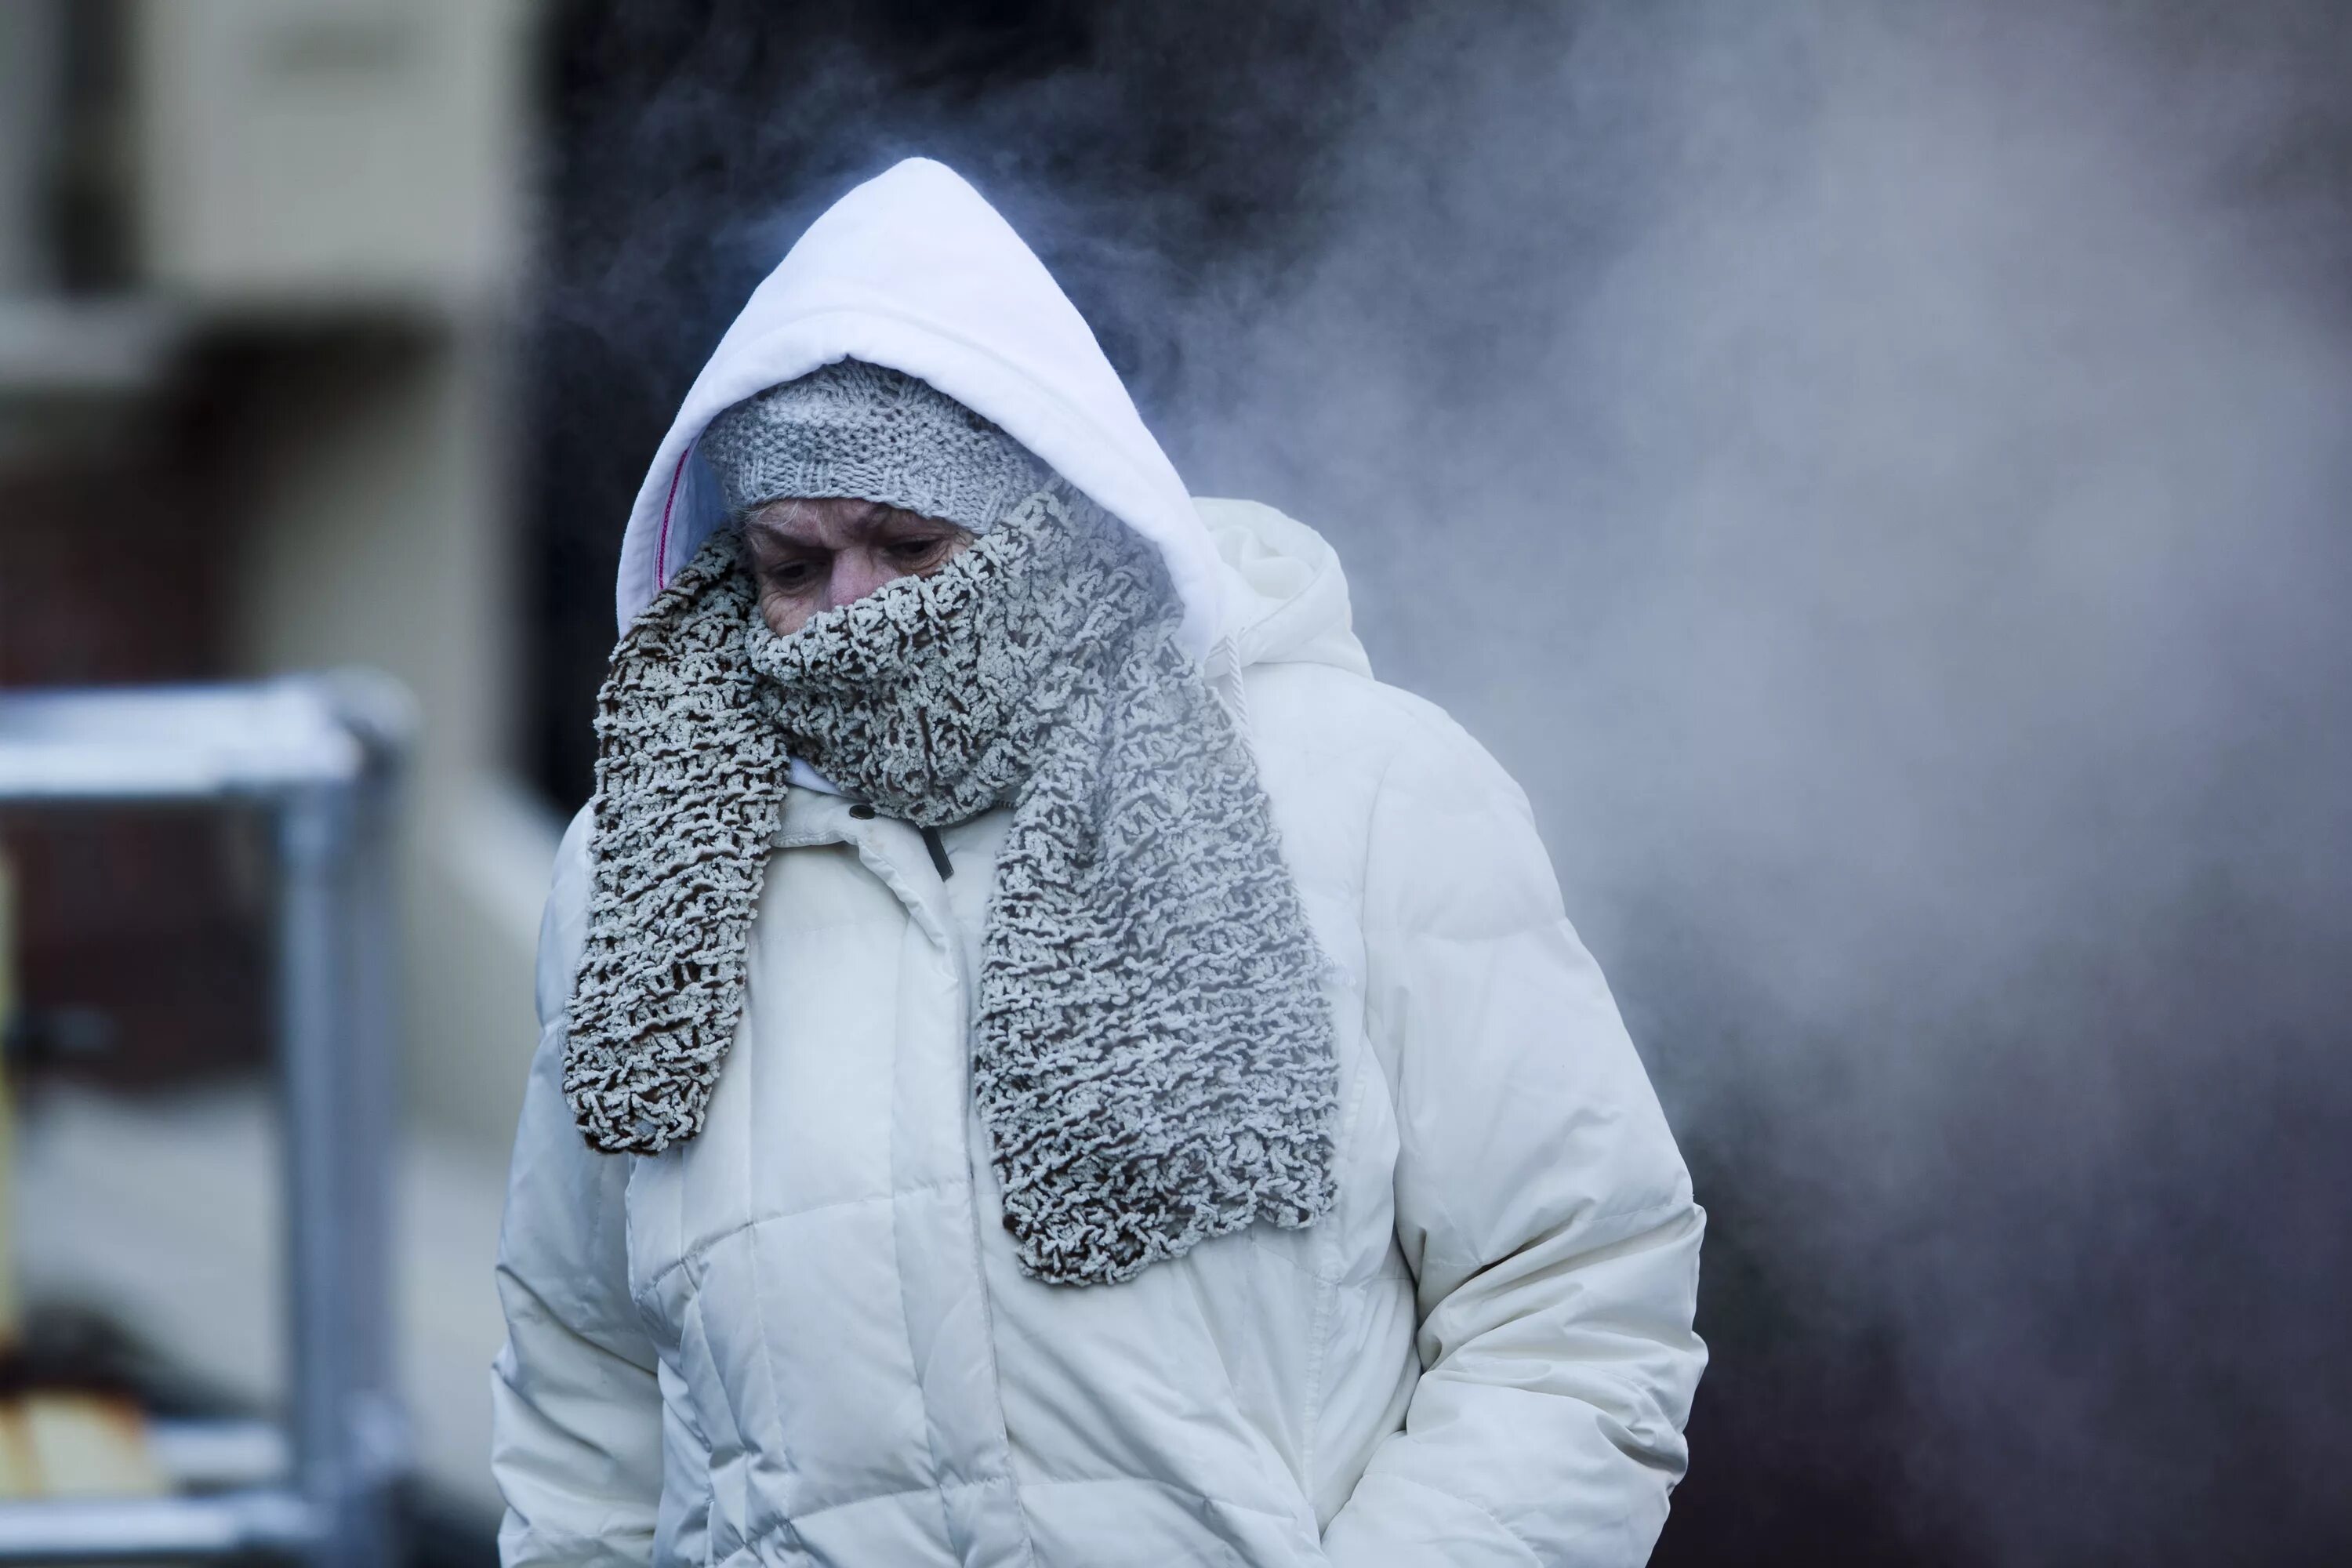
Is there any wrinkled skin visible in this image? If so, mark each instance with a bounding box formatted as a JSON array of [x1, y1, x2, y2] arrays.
[[740, 496, 974, 635]]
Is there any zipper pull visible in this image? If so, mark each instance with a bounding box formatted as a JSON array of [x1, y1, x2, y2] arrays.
[[919, 823, 955, 880]]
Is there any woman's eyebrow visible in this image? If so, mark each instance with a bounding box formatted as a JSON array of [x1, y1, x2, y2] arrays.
[[852, 515, 953, 543], [746, 517, 827, 547]]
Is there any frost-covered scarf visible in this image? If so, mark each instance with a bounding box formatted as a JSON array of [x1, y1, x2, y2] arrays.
[[564, 485, 1337, 1285]]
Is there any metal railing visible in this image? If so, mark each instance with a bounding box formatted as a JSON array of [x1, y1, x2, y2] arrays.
[[0, 675, 412, 1566]]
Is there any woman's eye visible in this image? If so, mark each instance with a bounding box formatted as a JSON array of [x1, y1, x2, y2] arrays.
[[764, 561, 817, 590]]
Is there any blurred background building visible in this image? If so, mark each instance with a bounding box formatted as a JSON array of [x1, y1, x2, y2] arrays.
[[1, 0, 543, 1552]]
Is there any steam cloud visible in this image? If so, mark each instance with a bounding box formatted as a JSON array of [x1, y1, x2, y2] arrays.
[[1161, 7, 2352, 1560], [535, 3, 2352, 1559]]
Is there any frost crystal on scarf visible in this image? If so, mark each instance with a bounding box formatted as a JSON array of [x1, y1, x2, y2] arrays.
[[567, 486, 1338, 1287], [563, 547, 792, 1153]]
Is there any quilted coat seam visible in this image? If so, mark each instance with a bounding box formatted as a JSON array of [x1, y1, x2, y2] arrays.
[[750, 1472, 1016, 1529], [882, 967, 971, 1559], [1354, 743, 1404, 920], [1236, 1236, 1410, 1288], [1356, 914, 1560, 946], [1559, 1191, 1700, 1245], [942, 926, 1043, 1567], [627, 1178, 972, 1304], [1297, 1047, 1373, 1490], [1356, 742, 1408, 1105], [670, 1288, 721, 1566], [735, 1064, 797, 1552], [1014, 1473, 1314, 1524], [1363, 1472, 1546, 1566], [499, 1523, 655, 1566], [678, 1256, 752, 1564]]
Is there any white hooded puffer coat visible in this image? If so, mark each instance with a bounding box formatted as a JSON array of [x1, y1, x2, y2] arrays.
[[492, 159, 1706, 1568]]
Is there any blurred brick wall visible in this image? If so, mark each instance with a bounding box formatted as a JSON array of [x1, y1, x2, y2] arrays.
[[1, 393, 270, 1086]]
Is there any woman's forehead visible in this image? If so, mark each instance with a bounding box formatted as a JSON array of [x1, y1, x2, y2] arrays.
[[745, 498, 960, 546]]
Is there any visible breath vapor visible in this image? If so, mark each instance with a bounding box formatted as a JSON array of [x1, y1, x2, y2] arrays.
[[535, 3, 2352, 1558], [1152, 6, 2352, 1560]]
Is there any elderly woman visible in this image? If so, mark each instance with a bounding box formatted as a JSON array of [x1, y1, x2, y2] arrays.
[[492, 159, 1705, 1568]]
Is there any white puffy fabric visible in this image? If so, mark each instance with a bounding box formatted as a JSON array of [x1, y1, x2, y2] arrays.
[[494, 158, 1707, 1566]]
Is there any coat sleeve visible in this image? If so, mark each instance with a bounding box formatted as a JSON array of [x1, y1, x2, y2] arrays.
[[1320, 708, 1707, 1568], [491, 809, 666, 1566]]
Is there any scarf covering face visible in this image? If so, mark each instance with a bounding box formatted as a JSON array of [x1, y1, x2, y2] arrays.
[[564, 485, 1338, 1286]]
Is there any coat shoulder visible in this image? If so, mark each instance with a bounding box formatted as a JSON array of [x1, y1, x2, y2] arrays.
[[1240, 659, 1549, 942], [1240, 659, 1531, 818]]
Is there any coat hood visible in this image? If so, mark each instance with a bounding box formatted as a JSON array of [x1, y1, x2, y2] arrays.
[[614, 157, 1224, 661], [1196, 497, 1373, 682]]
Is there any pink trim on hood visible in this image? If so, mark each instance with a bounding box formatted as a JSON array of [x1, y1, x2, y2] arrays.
[[653, 445, 692, 593]]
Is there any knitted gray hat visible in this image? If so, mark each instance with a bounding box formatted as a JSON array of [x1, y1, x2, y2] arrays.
[[699, 358, 1052, 533]]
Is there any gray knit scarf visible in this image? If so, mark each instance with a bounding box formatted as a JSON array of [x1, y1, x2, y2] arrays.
[[564, 485, 1338, 1286]]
